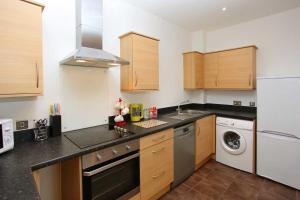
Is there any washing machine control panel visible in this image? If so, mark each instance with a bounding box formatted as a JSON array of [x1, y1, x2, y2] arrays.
[[216, 117, 253, 130]]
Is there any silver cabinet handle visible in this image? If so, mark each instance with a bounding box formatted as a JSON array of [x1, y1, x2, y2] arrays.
[[215, 74, 219, 87], [35, 62, 39, 88], [112, 149, 118, 155], [215, 76, 217, 86], [249, 74, 251, 86], [152, 147, 165, 154], [152, 171, 166, 179], [96, 153, 102, 161], [83, 153, 139, 177], [126, 145, 131, 151], [135, 71, 138, 87]]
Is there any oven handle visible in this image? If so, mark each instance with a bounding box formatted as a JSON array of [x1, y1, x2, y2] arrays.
[[83, 152, 140, 177]]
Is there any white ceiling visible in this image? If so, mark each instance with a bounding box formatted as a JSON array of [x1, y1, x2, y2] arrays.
[[123, 0, 300, 31]]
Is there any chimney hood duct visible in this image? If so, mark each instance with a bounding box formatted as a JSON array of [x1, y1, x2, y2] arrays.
[[60, 0, 129, 68]]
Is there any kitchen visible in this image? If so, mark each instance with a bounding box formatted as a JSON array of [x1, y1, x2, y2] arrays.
[[0, 0, 300, 200]]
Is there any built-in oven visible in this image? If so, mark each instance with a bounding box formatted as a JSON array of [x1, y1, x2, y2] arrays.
[[82, 139, 140, 200]]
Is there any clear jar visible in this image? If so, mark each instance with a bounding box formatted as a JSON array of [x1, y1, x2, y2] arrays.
[[144, 108, 150, 119]]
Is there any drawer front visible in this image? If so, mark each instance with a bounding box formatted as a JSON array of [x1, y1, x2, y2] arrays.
[[140, 129, 174, 150], [140, 139, 174, 200]]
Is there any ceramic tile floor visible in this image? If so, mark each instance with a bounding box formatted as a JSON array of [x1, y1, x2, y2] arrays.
[[160, 160, 300, 200]]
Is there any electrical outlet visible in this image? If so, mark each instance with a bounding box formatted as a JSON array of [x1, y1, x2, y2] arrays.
[[233, 101, 242, 106], [16, 120, 29, 130], [249, 102, 256, 107]]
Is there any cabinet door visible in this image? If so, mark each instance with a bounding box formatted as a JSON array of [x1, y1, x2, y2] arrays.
[[183, 53, 194, 89], [132, 34, 159, 90], [195, 115, 216, 167], [32, 164, 61, 200], [204, 53, 219, 89], [0, 0, 43, 96], [140, 139, 173, 200], [217, 47, 255, 89], [183, 53, 203, 89], [33, 157, 82, 200], [194, 53, 204, 88], [120, 34, 134, 90]]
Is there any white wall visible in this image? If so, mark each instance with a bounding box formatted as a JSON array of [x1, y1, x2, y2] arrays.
[[103, 0, 194, 115], [191, 30, 206, 52], [197, 7, 300, 106], [204, 91, 256, 106], [0, 0, 109, 132], [0, 0, 194, 131], [2, 1, 299, 132]]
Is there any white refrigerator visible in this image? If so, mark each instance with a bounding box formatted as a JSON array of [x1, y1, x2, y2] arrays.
[[257, 77, 300, 190]]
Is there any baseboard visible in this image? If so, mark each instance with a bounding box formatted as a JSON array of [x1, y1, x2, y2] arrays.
[[195, 154, 214, 170]]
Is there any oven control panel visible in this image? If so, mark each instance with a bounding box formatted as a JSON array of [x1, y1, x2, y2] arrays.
[[82, 139, 139, 169]]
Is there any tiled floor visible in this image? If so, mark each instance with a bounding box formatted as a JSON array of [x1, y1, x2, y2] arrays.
[[160, 160, 300, 200]]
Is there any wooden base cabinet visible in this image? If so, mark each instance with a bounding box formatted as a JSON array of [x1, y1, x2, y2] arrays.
[[120, 32, 159, 92], [183, 52, 204, 89], [195, 115, 216, 169], [32, 157, 82, 200], [140, 129, 174, 200], [0, 0, 44, 97]]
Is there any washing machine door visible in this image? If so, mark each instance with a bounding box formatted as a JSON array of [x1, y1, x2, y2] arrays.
[[221, 129, 246, 155]]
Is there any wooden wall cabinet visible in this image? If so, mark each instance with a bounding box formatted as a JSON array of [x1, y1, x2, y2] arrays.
[[0, 0, 44, 97], [217, 47, 256, 89], [120, 32, 159, 92], [204, 53, 219, 89], [183, 52, 204, 89], [184, 46, 257, 90], [195, 115, 216, 169], [140, 129, 174, 200]]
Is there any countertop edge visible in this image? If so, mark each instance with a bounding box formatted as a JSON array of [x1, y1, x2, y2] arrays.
[[30, 111, 256, 170]]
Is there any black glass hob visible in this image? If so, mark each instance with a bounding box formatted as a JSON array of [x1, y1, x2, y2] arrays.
[[64, 125, 126, 149]]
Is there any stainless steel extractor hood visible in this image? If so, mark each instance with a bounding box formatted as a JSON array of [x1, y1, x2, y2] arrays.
[[60, 0, 129, 68]]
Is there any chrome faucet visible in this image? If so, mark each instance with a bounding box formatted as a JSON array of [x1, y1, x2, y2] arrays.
[[177, 100, 190, 114]]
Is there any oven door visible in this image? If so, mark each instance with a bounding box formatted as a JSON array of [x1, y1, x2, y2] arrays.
[[83, 152, 140, 200]]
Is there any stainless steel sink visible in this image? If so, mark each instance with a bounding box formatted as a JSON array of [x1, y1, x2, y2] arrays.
[[168, 113, 194, 120], [180, 109, 207, 115], [167, 110, 208, 120]]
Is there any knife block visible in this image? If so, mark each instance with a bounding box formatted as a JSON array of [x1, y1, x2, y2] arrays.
[[50, 115, 61, 137]]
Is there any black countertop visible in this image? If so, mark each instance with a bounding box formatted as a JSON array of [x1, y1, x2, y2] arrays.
[[0, 105, 256, 200]]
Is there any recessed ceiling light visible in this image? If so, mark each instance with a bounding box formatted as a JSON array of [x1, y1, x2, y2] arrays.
[[222, 7, 227, 11], [76, 59, 88, 63], [108, 63, 120, 66]]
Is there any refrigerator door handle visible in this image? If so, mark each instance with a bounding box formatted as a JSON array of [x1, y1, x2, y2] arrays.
[[260, 130, 300, 140]]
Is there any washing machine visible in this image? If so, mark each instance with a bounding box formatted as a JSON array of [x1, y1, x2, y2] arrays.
[[216, 117, 254, 173]]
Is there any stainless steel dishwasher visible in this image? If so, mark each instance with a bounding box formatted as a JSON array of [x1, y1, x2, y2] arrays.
[[171, 123, 195, 188]]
